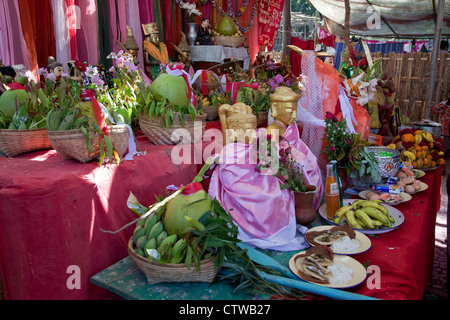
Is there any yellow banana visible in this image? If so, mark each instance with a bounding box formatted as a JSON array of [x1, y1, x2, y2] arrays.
[[355, 209, 376, 229], [403, 151, 416, 161], [351, 200, 366, 211], [414, 133, 422, 144], [424, 131, 433, 143], [345, 211, 363, 229], [360, 207, 391, 227], [333, 205, 353, 224], [359, 200, 387, 214]]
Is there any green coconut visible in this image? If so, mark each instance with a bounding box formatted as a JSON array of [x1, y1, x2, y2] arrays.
[[216, 16, 237, 36], [163, 190, 213, 237], [150, 73, 190, 107], [0, 90, 29, 118]]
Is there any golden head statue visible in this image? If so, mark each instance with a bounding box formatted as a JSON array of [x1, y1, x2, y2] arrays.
[[267, 87, 300, 137], [219, 102, 257, 145], [142, 23, 160, 45], [124, 25, 140, 61]]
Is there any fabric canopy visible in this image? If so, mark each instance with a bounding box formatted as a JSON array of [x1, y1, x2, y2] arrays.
[[308, 0, 450, 38]]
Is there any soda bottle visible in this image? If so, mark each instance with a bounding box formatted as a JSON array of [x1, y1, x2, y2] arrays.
[[330, 160, 344, 207], [325, 164, 340, 220]]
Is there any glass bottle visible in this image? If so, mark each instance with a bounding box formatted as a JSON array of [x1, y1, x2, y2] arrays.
[[325, 164, 340, 220], [390, 105, 402, 137], [330, 160, 344, 207]]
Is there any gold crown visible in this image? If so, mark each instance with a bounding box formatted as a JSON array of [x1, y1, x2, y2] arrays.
[[270, 86, 300, 103], [142, 23, 159, 36]]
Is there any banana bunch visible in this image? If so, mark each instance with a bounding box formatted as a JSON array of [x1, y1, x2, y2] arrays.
[[201, 97, 211, 108], [46, 107, 88, 131], [333, 200, 395, 230], [132, 213, 188, 265]]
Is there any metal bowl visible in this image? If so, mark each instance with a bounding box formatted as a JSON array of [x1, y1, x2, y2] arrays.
[[367, 147, 401, 178]]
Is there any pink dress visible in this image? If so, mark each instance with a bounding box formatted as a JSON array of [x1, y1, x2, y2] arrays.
[[208, 124, 323, 251]]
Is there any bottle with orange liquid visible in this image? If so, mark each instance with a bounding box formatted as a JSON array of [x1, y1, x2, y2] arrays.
[[325, 164, 340, 220]]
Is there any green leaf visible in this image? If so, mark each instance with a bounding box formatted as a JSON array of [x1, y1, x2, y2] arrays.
[[104, 135, 114, 162], [98, 138, 106, 166]]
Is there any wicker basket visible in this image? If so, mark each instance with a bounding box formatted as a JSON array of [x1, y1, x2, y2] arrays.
[[214, 35, 245, 48], [47, 125, 130, 163], [203, 105, 219, 121], [139, 113, 207, 145], [128, 239, 219, 285], [0, 128, 52, 157]]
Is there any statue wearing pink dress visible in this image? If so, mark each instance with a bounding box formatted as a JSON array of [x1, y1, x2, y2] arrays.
[[208, 87, 323, 251]]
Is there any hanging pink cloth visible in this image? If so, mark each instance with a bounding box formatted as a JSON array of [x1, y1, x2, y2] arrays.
[[108, 0, 128, 54], [65, 0, 78, 60], [127, 0, 144, 68], [76, 0, 99, 65], [0, 0, 33, 71]]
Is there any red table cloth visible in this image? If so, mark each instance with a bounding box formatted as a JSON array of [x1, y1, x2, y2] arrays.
[[0, 134, 202, 300], [0, 121, 442, 300], [348, 166, 442, 300]]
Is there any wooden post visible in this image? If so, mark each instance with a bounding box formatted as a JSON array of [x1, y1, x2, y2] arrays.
[[344, 0, 351, 65], [425, 0, 445, 119], [281, 0, 292, 61]]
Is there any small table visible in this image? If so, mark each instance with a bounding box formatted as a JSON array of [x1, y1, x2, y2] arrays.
[[90, 256, 254, 300], [189, 45, 250, 70]]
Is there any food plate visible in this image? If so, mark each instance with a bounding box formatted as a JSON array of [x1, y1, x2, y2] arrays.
[[289, 253, 367, 289], [318, 199, 405, 234], [305, 225, 372, 255], [404, 182, 428, 194], [358, 190, 412, 206], [413, 169, 425, 178], [421, 166, 440, 172]]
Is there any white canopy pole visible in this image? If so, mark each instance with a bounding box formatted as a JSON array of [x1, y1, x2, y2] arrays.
[[425, 0, 445, 120]]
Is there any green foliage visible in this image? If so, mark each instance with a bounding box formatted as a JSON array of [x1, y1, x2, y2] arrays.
[[140, 90, 197, 129]]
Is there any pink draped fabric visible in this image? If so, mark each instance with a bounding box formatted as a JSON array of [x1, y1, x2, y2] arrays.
[[208, 124, 323, 251], [0, 0, 33, 71], [127, 0, 144, 68], [138, 0, 154, 41], [283, 123, 324, 208], [108, 0, 128, 54], [76, 0, 99, 65]]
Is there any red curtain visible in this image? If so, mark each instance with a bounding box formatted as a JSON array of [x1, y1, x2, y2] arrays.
[[18, 0, 56, 70]]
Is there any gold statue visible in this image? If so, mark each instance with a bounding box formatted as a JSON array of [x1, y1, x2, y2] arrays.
[[142, 23, 170, 80], [266, 87, 300, 137], [122, 25, 140, 64], [219, 102, 257, 146]]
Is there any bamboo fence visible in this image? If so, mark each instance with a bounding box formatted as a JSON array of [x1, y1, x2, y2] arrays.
[[371, 52, 450, 122]]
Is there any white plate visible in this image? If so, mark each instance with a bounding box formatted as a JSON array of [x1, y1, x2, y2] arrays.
[[404, 182, 428, 194], [318, 199, 405, 235], [305, 225, 372, 255], [413, 169, 425, 179], [289, 253, 367, 289], [359, 190, 412, 206]]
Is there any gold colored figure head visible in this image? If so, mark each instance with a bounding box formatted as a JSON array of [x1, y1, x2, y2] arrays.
[[267, 87, 300, 136], [219, 102, 257, 145], [124, 25, 140, 60], [142, 23, 160, 45]]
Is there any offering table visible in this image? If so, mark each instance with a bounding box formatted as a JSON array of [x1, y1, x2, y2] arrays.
[[90, 165, 443, 300], [0, 131, 218, 300]]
